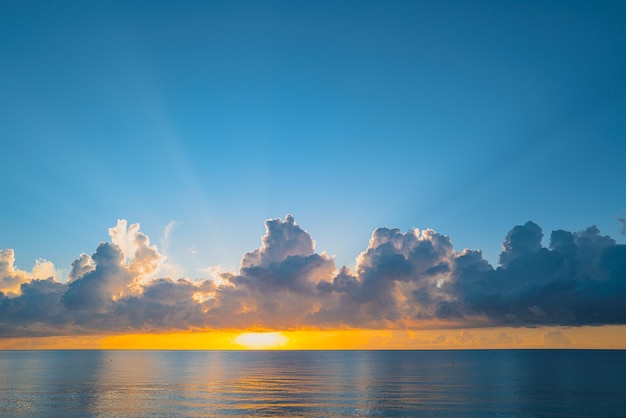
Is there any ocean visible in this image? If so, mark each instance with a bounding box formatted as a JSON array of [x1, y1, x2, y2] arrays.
[[1, 350, 625, 417]]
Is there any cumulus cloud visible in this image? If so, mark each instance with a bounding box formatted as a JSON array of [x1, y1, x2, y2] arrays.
[[312, 227, 458, 328], [0, 250, 30, 294], [452, 224, 626, 326], [62, 242, 135, 313], [240, 214, 316, 269], [108, 219, 164, 280], [68, 253, 94, 283], [499, 221, 543, 267], [0, 249, 56, 295], [207, 216, 336, 329], [1, 215, 626, 337]]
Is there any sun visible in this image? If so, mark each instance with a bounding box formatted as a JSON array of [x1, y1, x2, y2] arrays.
[[233, 332, 289, 350]]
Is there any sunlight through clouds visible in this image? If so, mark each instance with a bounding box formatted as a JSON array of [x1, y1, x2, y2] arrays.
[[0, 214, 626, 349], [233, 332, 289, 350]]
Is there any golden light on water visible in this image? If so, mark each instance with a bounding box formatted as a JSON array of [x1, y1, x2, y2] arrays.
[[233, 332, 290, 350]]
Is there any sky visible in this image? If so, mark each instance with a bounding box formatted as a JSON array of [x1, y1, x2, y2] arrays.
[[1, 1, 625, 349]]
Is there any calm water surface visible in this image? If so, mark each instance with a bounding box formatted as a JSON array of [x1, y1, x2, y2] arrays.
[[1, 350, 625, 417]]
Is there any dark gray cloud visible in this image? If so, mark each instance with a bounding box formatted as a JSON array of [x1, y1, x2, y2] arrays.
[[451, 224, 626, 326], [1, 216, 626, 337], [62, 243, 133, 313], [0, 279, 70, 337], [499, 221, 543, 267]]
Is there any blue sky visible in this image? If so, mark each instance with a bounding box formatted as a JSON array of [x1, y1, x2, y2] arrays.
[[1, 0, 625, 278]]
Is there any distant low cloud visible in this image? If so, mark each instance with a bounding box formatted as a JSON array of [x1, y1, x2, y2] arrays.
[[447, 329, 522, 346], [541, 330, 572, 347], [1, 216, 625, 337]]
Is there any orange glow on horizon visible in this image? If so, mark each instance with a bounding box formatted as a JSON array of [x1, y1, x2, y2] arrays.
[[1, 326, 626, 350]]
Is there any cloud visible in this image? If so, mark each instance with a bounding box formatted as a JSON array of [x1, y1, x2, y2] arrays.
[[432, 334, 446, 344], [161, 220, 177, 251], [541, 329, 572, 347], [62, 242, 134, 313], [0, 249, 31, 294], [450, 330, 522, 347], [1, 215, 626, 337], [110, 277, 216, 331], [108, 219, 164, 280], [452, 224, 626, 326], [0, 249, 56, 295], [499, 221, 543, 267], [240, 214, 316, 269], [311, 227, 458, 328], [0, 278, 70, 337], [455, 330, 477, 345], [479, 332, 523, 346], [617, 215, 626, 235], [206, 216, 336, 329], [68, 253, 94, 283]]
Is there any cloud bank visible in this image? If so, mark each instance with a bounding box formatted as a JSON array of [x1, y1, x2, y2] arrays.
[[1, 216, 625, 337]]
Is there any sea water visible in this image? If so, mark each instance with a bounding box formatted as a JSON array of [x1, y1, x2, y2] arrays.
[[1, 350, 625, 417]]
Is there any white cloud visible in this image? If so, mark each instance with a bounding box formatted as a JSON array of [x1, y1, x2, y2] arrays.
[[0, 249, 56, 295]]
